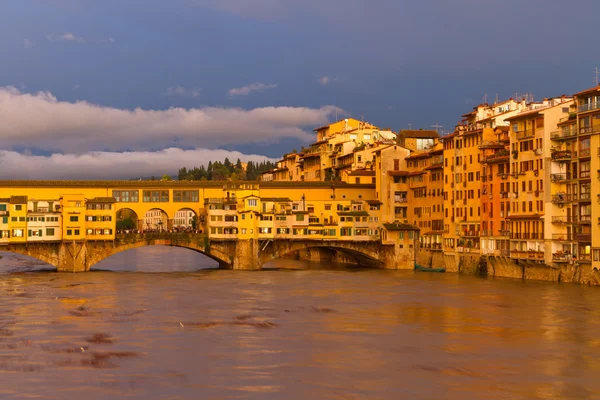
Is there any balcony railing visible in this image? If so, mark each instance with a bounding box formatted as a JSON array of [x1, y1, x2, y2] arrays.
[[579, 215, 592, 224], [461, 231, 480, 237], [551, 216, 576, 224], [510, 250, 545, 259], [551, 193, 577, 203], [499, 230, 511, 236], [552, 233, 573, 241], [511, 232, 543, 240], [580, 170, 591, 179], [516, 130, 535, 140], [577, 101, 600, 113], [482, 151, 510, 163], [552, 253, 571, 262], [579, 148, 591, 158], [551, 150, 572, 161], [580, 126, 600, 135], [579, 254, 592, 262], [550, 173, 571, 182], [579, 192, 591, 201], [550, 127, 578, 140], [575, 233, 591, 242], [395, 197, 408, 203]]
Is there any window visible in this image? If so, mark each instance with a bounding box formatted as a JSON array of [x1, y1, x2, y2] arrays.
[[74, 229, 80, 235], [247, 199, 257, 207], [112, 190, 139, 203], [143, 190, 169, 202], [296, 214, 305, 221], [12, 229, 24, 237], [15, 205, 22, 211], [173, 190, 199, 202], [0, 204, 5, 211], [70, 216, 79, 222], [2, 217, 7, 224], [46, 228, 55, 236]]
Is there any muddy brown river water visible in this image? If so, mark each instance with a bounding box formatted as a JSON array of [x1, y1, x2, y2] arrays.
[[0, 247, 599, 399]]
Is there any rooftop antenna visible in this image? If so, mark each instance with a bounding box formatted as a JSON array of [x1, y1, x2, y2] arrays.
[[495, 93, 499, 105], [594, 67, 600, 86], [483, 93, 488, 104], [408, 123, 412, 130], [431, 123, 443, 133]]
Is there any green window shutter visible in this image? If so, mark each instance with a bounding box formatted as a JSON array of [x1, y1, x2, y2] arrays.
[[39, 229, 42, 237]]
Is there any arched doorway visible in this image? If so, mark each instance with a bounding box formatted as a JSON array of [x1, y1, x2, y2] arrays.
[[142, 208, 169, 232], [173, 208, 198, 232], [116, 208, 140, 232]]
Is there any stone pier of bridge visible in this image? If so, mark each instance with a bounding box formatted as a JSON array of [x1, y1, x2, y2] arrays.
[[4, 234, 414, 272]]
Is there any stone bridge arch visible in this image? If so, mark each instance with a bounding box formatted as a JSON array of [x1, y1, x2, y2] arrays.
[[259, 240, 396, 268], [86, 238, 229, 270], [85, 234, 236, 270]]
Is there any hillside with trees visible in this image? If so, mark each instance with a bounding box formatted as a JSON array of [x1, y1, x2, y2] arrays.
[[178, 158, 276, 181]]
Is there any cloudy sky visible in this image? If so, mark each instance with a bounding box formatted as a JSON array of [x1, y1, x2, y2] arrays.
[[1, 0, 598, 179]]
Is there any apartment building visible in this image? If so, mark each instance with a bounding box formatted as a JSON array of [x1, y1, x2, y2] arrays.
[[575, 85, 600, 268], [506, 97, 573, 265]]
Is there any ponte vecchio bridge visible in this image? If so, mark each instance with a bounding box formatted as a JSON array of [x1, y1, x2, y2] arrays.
[[0, 181, 419, 272]]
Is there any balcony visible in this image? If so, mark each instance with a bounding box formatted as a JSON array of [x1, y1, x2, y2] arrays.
[[579, 148, 591, 158], [461, 231, 480, 237], [479, 140, 504, 149], [395, 197, 408, 203], [482, 150, 510, 164], [580, 126, 600, 135], [551, 216, 576, 224], [552, 253, 571, 263], [551, 193, 576, 203], [579, 192, 591, 201], [550, 127, 578, 140], [516, 130, 535, 140], [456, 247, 481, 254], [511, 232, 543, 240], [550, 173, 571, 182], [579, 215, 592, 224], [552, 233, 573, 241], [575, 233, 591, 242], [510, 250, 544, 259], [551, 150, 572, 162], [499, 230, 510, 236], [577, 101, 600, 113], [579, 254, 592, 263]]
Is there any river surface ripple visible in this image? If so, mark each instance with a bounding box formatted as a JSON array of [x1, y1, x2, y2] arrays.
[[0, 247, 599, 399]]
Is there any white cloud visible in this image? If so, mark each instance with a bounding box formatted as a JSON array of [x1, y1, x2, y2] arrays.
[[166, 86, 201, 98], [45, 32, 115, 44], [0, 148, 276, 180], [228, 82, 277, 97], [23, 39, 34, 48], [46, 32, 85, 43], [0, 87, 341, 153], [318, 76, 330, 85]]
